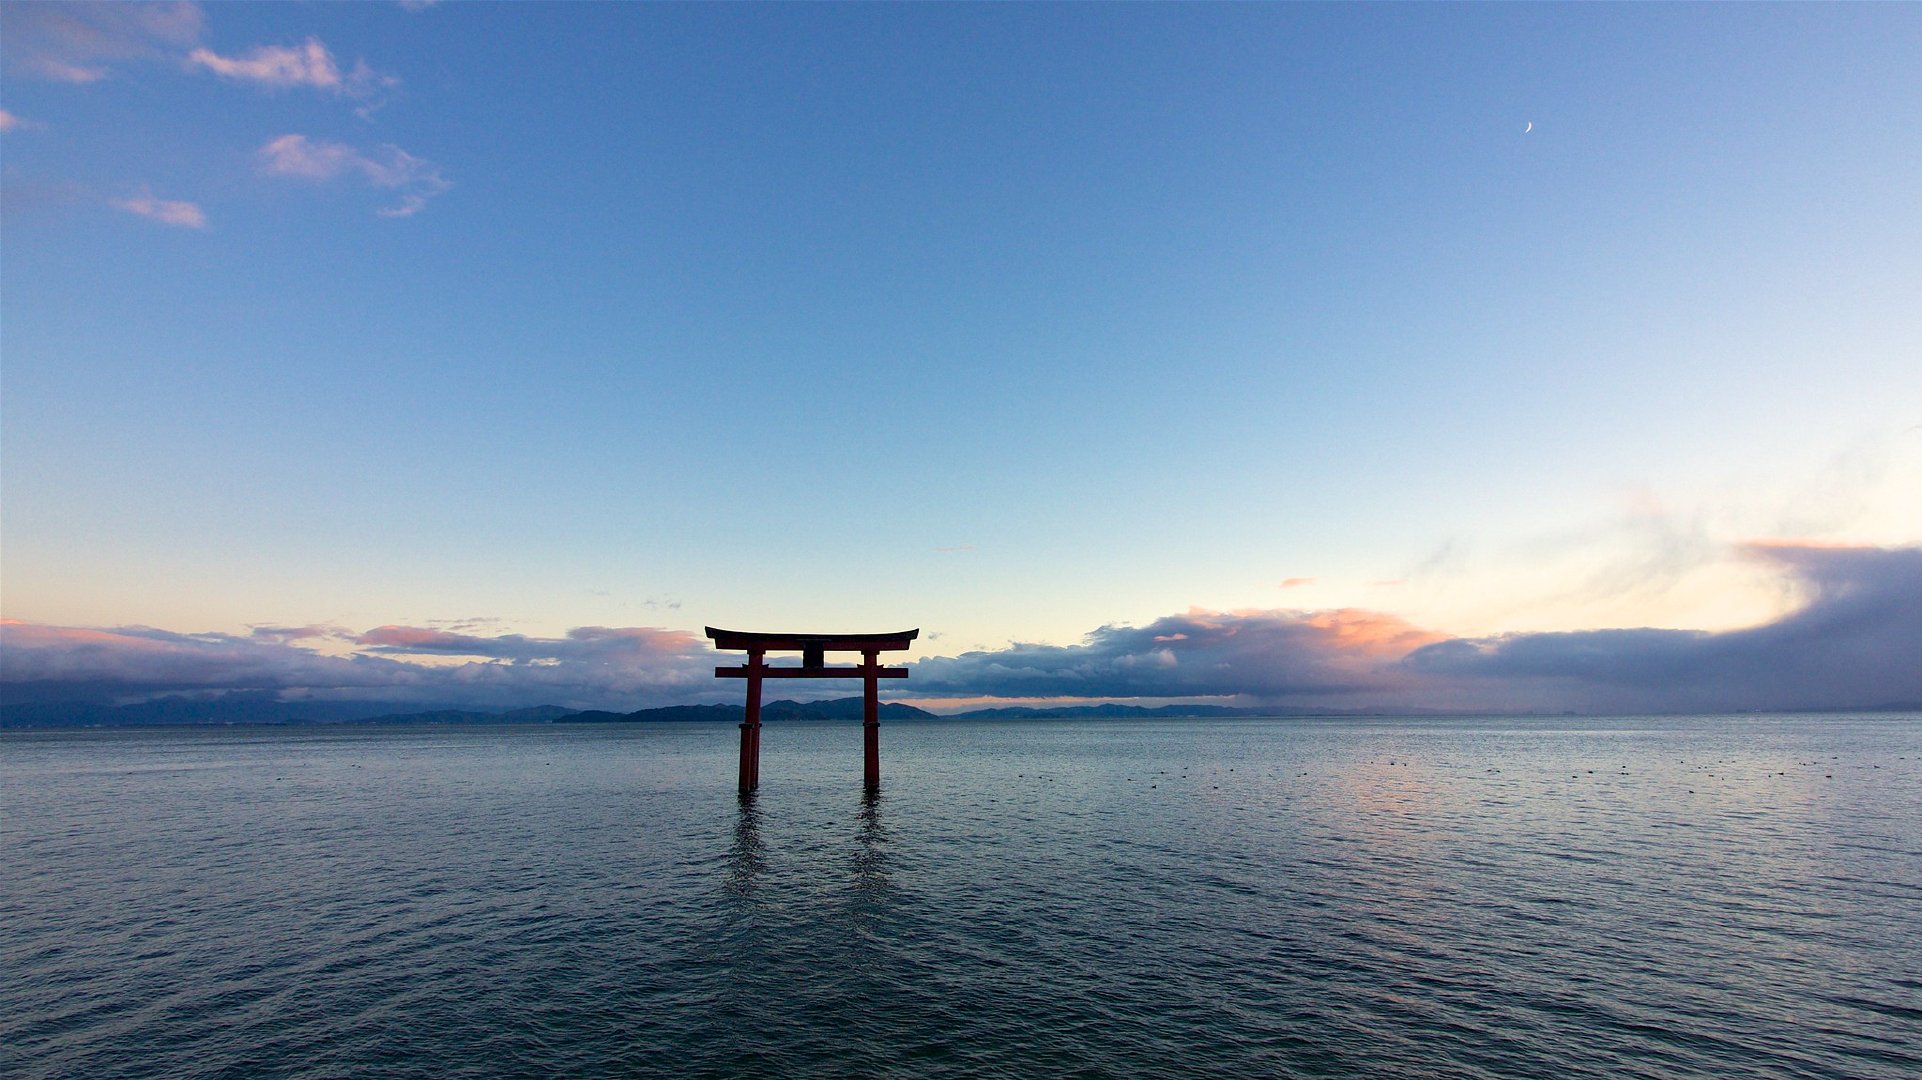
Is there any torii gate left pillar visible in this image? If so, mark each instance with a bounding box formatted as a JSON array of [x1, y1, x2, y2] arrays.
[[707, 628, 919, 794]]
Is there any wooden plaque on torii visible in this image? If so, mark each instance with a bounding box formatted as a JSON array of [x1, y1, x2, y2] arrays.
[[706, 627, 919, 794]]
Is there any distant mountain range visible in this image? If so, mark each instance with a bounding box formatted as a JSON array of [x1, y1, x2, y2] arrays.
[[0, 695, 1357, 728], [6, 696, 1914, 729]]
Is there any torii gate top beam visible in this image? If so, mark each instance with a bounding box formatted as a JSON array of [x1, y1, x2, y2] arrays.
[[706, 627, 918, 674], [705, 628, 919, 653]]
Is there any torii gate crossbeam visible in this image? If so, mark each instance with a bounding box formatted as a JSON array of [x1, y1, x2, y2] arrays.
[[707, 627, 918, 793]]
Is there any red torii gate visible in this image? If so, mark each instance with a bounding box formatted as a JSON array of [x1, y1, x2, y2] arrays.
[[707, 627, 919, 793]]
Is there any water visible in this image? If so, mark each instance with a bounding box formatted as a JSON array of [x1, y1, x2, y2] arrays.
[[4, 716, 1920, 1078]]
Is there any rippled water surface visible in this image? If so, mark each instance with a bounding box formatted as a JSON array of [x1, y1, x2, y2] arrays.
[[5, 716, 1921, 1078]]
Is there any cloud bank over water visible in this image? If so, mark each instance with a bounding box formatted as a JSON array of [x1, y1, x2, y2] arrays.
[[0, 621, 712, 711], [911, 609, 1445, 701], [4, 544, 1917, 716], [920, 544, 1921, 713], [1403, 543, 1922, 712]]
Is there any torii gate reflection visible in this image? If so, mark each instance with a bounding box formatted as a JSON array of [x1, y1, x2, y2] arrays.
[[706, 627, 919, 793]]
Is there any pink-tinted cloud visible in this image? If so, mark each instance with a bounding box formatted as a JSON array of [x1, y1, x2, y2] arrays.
[[917, 543, 1922, 713], [355, 624, 710, 667], [4, 544, 1915, 717], [0, 620, 403, 704], [0, 619, 718, 711], [187, 38, 339, 88], [2, 4, 396, 116], [111, 191, 207, 228], [0, 109, 31, 133], [0, 1, 204, 83], [1403, 542, 1922, 712], [186, 37, 395, 105], [1279, 577, 1315, 588], [258, 134, 450, 217], [248, 624, 344, 644], [357, 625, 471, 651], [912, 607, 1446, 701]]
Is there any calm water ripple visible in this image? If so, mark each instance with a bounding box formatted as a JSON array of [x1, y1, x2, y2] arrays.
[[4, 716, 1920, 1078]]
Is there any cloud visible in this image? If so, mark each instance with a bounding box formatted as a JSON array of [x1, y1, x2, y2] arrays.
[[4, 545, 1914, 716], [258, 134, 450, 217], [427, 616, 511, 632], [248, 624, 344, 644], [0, 620, 717, 711], [0, 620, 404, 705], [0, 109, 34, 133], [190, 38, 331, 88], [258, 135, 373, 180], [354, 624, 706, 665], [0, 1, 204, 83], [1279, 577, 1315, 588], [911, 608, 1446, 701], [0, 5, 392, 104], [186, 37, 396, 108], [111, 191, 207, 228], [1403, 543, 1922, 712], [912, 543, 1921, 713]]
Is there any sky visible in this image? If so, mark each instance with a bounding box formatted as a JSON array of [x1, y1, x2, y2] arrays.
[[3, 2, 1918, 715]]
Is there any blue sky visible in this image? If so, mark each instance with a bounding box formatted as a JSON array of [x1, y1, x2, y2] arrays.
[[3, 3, 1918, 713]]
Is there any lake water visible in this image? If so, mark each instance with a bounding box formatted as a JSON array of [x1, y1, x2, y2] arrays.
[[4, 716, 1920, 1078]]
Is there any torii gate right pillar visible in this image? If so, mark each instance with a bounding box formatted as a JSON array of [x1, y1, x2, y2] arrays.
[[862, 650, 881, 791]]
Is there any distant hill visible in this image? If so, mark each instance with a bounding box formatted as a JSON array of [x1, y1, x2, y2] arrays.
[[565, 704, 741, 724], [0, 697, 449, 728], [0, 695, 1407, 729], [562, 699, 938, 724], [943, 703, 1370, 720], [339, 705, 580, 725], [548, 699, 1347, 723], [16, 695, 1906, 730], [0, 696, 938, 729], [953, 703, 1249, 720], [767, 698, 937, 721], [0, 698, 578, 729]]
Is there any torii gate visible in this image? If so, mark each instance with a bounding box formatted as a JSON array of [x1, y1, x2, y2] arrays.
[[707, 627, 919, 793]]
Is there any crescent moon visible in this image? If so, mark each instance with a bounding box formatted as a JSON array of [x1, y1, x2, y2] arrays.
[[1524, 121, 1533, 133]]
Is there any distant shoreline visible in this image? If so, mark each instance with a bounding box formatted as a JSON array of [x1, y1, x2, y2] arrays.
[[4, 697, 1918, 731]]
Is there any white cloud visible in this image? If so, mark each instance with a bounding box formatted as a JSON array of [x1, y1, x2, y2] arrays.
[[257, 134, 359, 180], [187, 38, 341, 89], [909, 544, 1922, 714], [258, 134, 450, 217], [2, 4, 395, 112], [0, 620, 717, 712], [112, 191, 207, 228], [34, 58, 112, 84], [5, 544, 1915, 714], [0, 109, 32, 133], [376, 193, 431, 220], [186, 37, 396, 107], [0, 1, 204, 83]]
